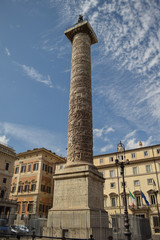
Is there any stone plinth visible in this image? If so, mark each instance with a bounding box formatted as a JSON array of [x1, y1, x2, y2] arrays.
[[45, 165, 111, 240]]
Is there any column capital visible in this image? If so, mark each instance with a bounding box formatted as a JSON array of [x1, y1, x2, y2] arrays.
[[64, 20, 98, 45]]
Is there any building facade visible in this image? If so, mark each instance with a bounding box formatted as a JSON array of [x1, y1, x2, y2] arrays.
[[10, 148, 65, 224], [93, 143, 160, 238], [0, 143, 17, 224]]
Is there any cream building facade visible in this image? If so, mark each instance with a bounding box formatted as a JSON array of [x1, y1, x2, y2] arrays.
[[10, 148, 65, 224], [93, 143, 160, 238], [0, 143, 17, 224]]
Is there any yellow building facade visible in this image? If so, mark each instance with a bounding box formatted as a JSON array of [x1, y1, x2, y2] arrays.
[[10, 148, 65, 224], [0, 143, 17, 224], [93, 143, 160, 238]]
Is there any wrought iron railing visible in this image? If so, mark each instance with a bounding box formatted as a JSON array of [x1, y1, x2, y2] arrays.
[[0, 232, 95, 240]]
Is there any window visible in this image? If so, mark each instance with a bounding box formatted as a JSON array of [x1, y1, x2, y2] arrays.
[[5, 163, 9, 171], [48, 166, 53, 173], [157, 149, 160, 154], [136, 214, 145, 218], [110, 182, 115, 188], [15, 167, 19, 174], [153, 216, 160, 233], [39, 204, 45, 212], [100, 159, 104, 164], [21, 165, 26, 173], [111, 197, 116, 207], [110, 170, 115, 178], [121, 181, 127, 187], [47, 186, 51, 193], [33, 163, 39, 171], [119, 155, 123, 160], [146, 165, 151, 173], [133, 167, 138, 175], [12, 186, 16, 193], [109, 157, 113, 162], [131, 153, 136, 158], [0, 190, 5, 198], [43, 164, 47, 171], [60, 165, 63, 170], [135, 195, 141, 207], [16, 202, 20, 212], [134, 180, 140, 186], [24, 184, 29, 192], [31, 184, 36, 192], [28, 164, 32, 172], [3, 178, 7, 183], [41, 184, 45, 192], [147, 179, 153, 185], [150, 194, 156, 205], [28, 202, 33, 213], [112, 217, 119, 232], [144, 151, 149, 156], [18, 185, 23, 193], [22, 202, 27, 212]]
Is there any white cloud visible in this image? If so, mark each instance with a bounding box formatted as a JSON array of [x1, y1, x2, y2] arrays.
[[5, 48, 11, 56], [0, 122, 65, 155], [126, 136, 152, 150], [80, 0, 98, 15], [100, 144, 113, 153], [123, 130, 137, 142], [125, 138, 140, 150], [93, 126, 114, 138], [93, 128, 103, 138], [0, 135, 9, 145], [20, 64, 53, 88], [104, 127, 114, 134]]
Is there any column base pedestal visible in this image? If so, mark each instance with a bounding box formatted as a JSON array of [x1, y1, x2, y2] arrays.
[[44, 165, 112, 240]]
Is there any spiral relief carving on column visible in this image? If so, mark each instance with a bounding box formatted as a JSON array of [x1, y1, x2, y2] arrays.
[[65, 20, 98, 166]]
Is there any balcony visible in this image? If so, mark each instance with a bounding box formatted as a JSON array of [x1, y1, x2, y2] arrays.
[[0, 197, 17, 206]]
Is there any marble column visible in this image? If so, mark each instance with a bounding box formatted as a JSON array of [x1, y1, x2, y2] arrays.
[[65, 17, 98, 166]]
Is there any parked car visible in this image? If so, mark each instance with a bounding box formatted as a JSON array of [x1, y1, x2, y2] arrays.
[[10, 225, 29, 235], [0, 225, 11, 234]]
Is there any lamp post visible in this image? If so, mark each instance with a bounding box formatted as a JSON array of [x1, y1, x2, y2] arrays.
[[154, 190, 160, 228], [115, 141, 131, 240]]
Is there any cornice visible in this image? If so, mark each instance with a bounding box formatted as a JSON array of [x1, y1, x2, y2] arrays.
[[64, 20, 98, 45]]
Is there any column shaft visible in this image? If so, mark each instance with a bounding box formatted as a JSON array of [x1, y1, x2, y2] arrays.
[[67, 33, 93, 165]]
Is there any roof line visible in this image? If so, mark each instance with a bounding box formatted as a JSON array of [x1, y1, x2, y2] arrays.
[[94, 143, 160, 158]]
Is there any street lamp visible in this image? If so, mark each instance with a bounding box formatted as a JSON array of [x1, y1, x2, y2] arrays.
[[154, 189, 160, 229], [115, 141, 131, 240]]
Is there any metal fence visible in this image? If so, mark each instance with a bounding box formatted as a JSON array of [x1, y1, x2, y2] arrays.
[[0, 213, 153, 240], [110, 214, 152, 240], [0, 232, 95, 240]]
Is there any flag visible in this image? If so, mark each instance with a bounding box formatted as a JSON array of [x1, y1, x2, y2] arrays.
[[141, 190, 149, 206], [153, 180, 156, 186], [129, 190, 135, 207]]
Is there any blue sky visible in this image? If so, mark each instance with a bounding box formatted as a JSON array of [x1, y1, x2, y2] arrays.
[[0, 0, 160, 156]]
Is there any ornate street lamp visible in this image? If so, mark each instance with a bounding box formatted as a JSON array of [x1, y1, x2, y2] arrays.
[[154, 189, 160, 229], [115, 141, 131, 240]]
